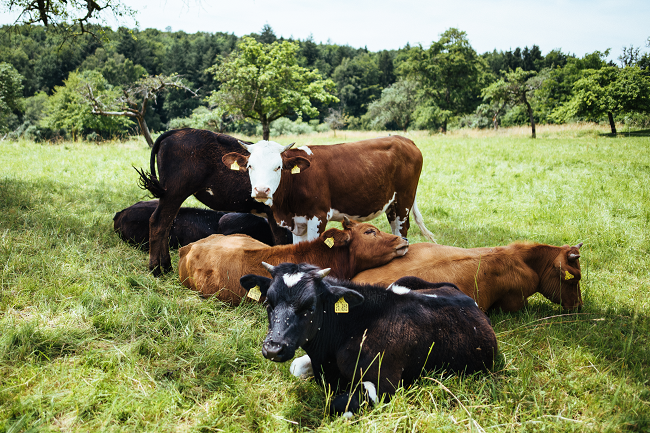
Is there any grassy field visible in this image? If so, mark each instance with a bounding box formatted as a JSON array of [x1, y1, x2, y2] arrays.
[[0, 125, 648, 432]]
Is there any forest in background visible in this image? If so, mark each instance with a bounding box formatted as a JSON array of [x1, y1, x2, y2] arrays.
[[1, 23, 649, 141]]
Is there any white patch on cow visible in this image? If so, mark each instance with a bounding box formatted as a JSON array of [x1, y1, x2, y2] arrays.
[[390, 216, 404, 237], [362, 381, 378, 404], [283, 273, 304, 287], [424, 294, 438, 298], [245, 140, 286, 204], [389, 284, 411, 295], [290, 215, 322, 243], [342, 411, 354, 419], [297, 145, 313, 155], [290, 354, 314, 378], [205, 188, 214, 196]]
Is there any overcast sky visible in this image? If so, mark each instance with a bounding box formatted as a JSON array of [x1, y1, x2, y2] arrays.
[[2, 0, 649, 62]]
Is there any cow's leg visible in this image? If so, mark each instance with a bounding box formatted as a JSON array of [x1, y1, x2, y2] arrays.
[[148, 195, 187, 276], [386, 202, 411, 238], [290, 354, 314, 378], [331, 381, 381, 417], [265, 211, 291, 246]]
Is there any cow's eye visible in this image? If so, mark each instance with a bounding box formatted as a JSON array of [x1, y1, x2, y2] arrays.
[[365, 229, 376, 236], [274, 166, 281, 172]]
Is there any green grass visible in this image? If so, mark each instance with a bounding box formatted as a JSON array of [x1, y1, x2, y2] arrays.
[[0, 127, 649, 432]]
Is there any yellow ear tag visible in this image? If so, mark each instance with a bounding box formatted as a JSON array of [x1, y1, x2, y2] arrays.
[[334, 297, 349, 313], [230, 161, 240, 171], [564, 271, 574, 280], [324, 237, 335, 248], [247, 285, 262, 301], [291, 165, 300, 174]]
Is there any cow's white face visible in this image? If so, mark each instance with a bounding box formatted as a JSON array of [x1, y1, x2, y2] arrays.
[[246, 140, 286, 206]]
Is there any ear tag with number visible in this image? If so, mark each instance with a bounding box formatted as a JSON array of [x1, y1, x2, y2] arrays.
[[291, 165, 300, 174], [230, 161, 240, 171], [564, 271, 574, 280], [334, 297, 349, 313], [324, 237, 335, 248], [247, 285, 262, 301]]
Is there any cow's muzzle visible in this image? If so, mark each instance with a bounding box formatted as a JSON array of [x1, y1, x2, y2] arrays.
[[262, 341, 295, 362]]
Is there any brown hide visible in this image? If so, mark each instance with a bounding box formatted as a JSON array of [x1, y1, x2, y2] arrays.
[[352, 242, 583, 312], [178, 220, 409, 304]]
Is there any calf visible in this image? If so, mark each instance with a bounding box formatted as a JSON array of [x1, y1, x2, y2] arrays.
[[240, 263, 497, 416], [353, 242, 584, 312], [113, 200, 292, 249], [178, 218, 409, 304], [222, 136, 436, 243], [135, 129, 287, 275]]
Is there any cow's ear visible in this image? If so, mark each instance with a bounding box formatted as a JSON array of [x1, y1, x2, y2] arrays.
[[341, 216, 357, 230], [282, 156, 310, 173], [320, 228, 351, 247], [222, 152, 249, 172], [240, 274, 271, 296], [327, 285, 365, 308]]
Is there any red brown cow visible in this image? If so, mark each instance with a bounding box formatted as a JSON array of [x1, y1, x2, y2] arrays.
[[222, 136, 436, 244], [178, 219, 409, 304], [352, 242, 583, 312]]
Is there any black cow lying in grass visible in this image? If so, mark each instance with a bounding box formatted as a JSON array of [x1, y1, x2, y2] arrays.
[[240, 263, 498, 416], [114, 200, 292, 249]]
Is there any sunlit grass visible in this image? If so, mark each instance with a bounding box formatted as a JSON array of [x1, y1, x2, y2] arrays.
[[0, 126, 649, 431]]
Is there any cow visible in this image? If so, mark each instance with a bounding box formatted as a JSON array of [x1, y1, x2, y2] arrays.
[[113, 200, 292, 249], [239, 262, 497, 416], [221, 136, 436, 244], [178, 218, 409, 304], [135, 128, 288, 276], [352, 241, 584, 312]]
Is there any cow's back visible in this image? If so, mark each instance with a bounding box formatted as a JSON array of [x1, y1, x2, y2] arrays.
[[178, 234, 270, 302]]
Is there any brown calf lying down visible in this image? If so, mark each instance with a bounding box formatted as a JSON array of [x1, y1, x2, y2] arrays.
[[352, 242, 583, 312], [178, 218, 409, 304]]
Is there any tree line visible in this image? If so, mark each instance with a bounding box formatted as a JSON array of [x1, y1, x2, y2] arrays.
[[1, 23, 649, 142]]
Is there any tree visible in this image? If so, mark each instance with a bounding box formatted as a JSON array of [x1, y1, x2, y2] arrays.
[[324, 108, 349, 136], [553, 66, 650, 134], [366, 79, 419, 131], [85, 73, 196, 146], [332, 53, 381, 118], [207, 36, 338, 140], [0, 62, 24, 133], [400, 28, 486, 132], [43, 69, 132, 139], [482, 67, 548, 138], [2, 0, 135, 38]]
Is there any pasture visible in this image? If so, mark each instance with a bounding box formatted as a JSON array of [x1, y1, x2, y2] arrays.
[[0, 125, 648, 432]]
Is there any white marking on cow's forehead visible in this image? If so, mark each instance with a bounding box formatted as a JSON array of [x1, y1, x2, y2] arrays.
[[249, 140, 286, 152], [297, 145, 313, 155], [389, 284, 411, 295], [362, 381, 378, 404], [283, 272, 305, 287], [328, 192, 397, 222]]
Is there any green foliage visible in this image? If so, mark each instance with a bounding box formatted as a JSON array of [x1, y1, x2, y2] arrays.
[[366, 79, 419, 131], [0, 62, 24, 132], [42, 70, 133, 139], [207, 36, 338, 139], [332, 53, 382, 118], [400, 28, 487, 132], [553, 66, 650, 131]]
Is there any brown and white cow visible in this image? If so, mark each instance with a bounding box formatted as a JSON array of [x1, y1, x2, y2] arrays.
[[178, 218, 409, 304], [352, 242, 583, 312], [221, 136, 436, 244]]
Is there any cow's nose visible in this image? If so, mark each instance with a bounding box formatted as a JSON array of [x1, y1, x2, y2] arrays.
[[402, 237, 409, 243], [262, 341, 286, 361], [253, 186, 271, 197]]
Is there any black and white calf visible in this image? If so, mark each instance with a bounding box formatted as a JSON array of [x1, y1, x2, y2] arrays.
[[239, 263, 498, 416]]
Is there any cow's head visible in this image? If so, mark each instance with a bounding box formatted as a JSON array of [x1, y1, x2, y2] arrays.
[[330, 217, 409, 275], [222, 140, 310, 206], [240, 262, 364, 362], [539, 243, 583, 310]]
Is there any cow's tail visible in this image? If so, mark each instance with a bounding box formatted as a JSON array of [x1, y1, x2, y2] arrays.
[[134, 130, 171, 198], [411, 195, 437, 243]]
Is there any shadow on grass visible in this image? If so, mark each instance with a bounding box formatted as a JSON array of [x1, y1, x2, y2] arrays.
[[599, 129, 650, 137]]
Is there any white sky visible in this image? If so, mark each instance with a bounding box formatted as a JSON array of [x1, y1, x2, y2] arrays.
[[2, 0, 649, 62]]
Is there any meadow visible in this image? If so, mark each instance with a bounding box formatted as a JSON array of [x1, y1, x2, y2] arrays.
[[0, 124, 648, 432]]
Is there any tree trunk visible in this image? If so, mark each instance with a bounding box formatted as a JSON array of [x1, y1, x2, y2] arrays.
[[607, 112, 617, 135], [136, 114, 154, 147], [442, 118, 447, 134], [523, 95, 536, 138], [262, 119, 270, 141]]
